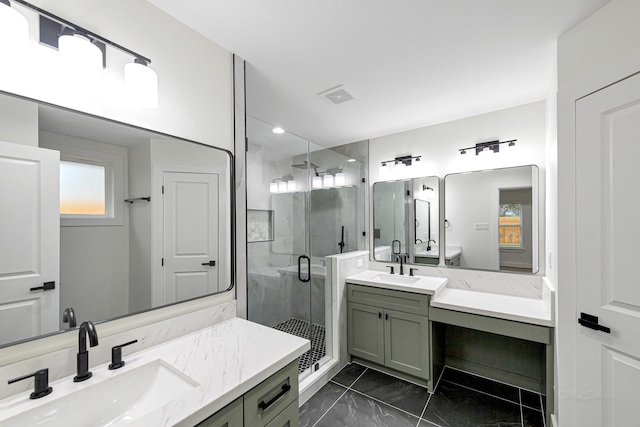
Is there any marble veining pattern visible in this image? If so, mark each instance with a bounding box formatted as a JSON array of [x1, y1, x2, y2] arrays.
[[0, 317, 309, 426], [0, 300, 237, 402], [347, 268, 554, 326]]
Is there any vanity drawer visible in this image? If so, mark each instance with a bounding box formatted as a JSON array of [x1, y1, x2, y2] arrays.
[[196, 397, 243, 427], [264, 400, 299, 427], [244, 360, 298, 427], [347, 283, 430, 316]]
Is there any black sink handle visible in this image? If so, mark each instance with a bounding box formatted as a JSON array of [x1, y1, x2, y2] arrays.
[[109, 340, 138, 370], [8, 368, 53, 399]]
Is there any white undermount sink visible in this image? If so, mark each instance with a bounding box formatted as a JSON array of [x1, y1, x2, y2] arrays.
[[1, 360, 199, 426], [369, 273, 421, 285]]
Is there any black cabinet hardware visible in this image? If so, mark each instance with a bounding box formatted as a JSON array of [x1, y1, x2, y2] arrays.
[[578, 312, 611, 333], [30, 281, 55, 292], [378, 312, 382, 319], [258, 383, 291, 411], [201, 260, 216, 266], [109, 340, 138, 370], [298, 255, 310, 283], [385, 313, 389, 320], [8, 369, 53, 399]]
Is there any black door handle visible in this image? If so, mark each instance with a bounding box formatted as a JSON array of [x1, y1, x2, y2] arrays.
[[578, 312, 611, 333], [298, 255, 310, 282], [30, 281, 55, 292], [201, 261, 216, 266]]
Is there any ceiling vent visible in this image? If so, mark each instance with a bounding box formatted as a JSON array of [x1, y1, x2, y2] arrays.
[[318, 85, 356, 105]]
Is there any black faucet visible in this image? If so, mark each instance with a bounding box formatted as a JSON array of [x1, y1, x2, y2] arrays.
[[426, 239, 436, 251], [74, 321, 99, 382], [62, 307, 76, 328], [398, 253, 407, 275]]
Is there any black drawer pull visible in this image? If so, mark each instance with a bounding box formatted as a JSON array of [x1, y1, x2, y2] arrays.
[[258, 383, 291, 411]]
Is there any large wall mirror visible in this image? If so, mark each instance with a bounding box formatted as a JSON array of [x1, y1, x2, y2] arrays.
[[0, 92, 233, 348], [444, 165, 539, 273], [372, 176, 439, 264]]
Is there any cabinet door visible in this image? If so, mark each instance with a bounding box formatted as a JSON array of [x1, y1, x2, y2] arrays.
[[347, 302, 384, 365], [196, 397, 243, 427], [384, 309, 430, 380], [264, 401, 299, 427]]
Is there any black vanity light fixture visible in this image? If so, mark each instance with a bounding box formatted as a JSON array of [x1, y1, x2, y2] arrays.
[[459, 139, 516, 155], [380, 155, 421, 168], [2, 0, 158, 108]]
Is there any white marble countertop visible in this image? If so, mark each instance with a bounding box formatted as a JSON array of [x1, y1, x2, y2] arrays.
[[0, 318, 310, 426], [346, 270, 448, 295], [346, 270, 554, 327], [431, 288, 553, 327]]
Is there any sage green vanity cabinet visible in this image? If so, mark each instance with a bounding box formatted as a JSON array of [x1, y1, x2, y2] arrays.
[[347, 283, 430, 381], [197, 397, 243, 427], [196, 360, 299, 427], [264, 401, 299, 427], [244, 359, 299, 427]]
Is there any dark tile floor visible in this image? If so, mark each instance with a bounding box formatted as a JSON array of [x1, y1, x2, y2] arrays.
[[299, 363, 546, 427]]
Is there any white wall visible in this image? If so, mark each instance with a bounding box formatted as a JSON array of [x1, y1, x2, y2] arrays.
[[369, 101, 547, 292], [39, 131, 130, 325], [129, 141, 153, 313], [0, 0, 233, 151], [556, 1, 640, 426], [0, 95, 38, 147]]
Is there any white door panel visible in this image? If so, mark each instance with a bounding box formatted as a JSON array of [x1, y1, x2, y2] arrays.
[[162, 172, 219, 304], [0, 141, 59, 345], [576, 72, 640, 425]]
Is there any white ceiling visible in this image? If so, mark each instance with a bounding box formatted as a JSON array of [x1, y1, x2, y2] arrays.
[[148, 0, 611, 147]]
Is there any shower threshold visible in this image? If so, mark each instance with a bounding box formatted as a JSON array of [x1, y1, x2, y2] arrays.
[[273, 318, 326, 374]]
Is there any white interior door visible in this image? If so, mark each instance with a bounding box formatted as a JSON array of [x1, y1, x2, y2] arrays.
[[162, 172, 219, 304], [576, 72, 640, 426], [0, 141, 59, 345]]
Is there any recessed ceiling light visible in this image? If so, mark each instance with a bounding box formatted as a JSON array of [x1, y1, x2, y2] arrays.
[[272, 127, 285, 134], [347, 158, 356, 162]]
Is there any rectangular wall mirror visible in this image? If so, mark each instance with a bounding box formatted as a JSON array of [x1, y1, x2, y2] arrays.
[[444, 165, 539, 273], [0, 92, 233, 348], [372, 176, 439, 264]]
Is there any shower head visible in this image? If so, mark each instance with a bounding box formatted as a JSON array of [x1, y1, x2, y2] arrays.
[[291, 161, 320, 176]]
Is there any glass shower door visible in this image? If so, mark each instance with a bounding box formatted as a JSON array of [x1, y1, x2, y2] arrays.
[[245, 116, 314, 377]]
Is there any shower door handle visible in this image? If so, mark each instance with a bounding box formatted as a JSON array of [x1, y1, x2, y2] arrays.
[[298, 255, 311, 283]]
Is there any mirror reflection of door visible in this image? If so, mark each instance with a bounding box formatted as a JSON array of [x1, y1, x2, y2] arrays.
[[0, 142, 60, 346], [498, 187, 533, 273], [162, 171, 219, 304]]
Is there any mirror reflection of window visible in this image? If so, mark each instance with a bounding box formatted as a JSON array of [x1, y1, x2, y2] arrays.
[[60, 160, 106, 215], [499, 203, 522, 248]]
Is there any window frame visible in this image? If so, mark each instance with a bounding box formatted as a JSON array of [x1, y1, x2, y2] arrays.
[[498, 202, 524, 250], [41, 135, 126, 227]]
